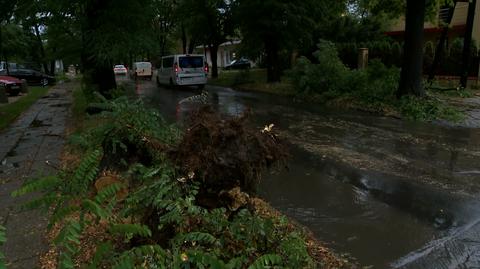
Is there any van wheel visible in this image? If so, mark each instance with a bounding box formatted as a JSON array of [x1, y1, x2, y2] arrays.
[[156, 76, 161, 86], [169, 78, 174, 89], [197, 84, 205, 90]]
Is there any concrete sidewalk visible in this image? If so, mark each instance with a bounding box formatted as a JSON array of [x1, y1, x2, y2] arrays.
[[0, 83, 73, 268]]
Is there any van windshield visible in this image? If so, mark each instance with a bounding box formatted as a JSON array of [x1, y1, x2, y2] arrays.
[[179, 57, 203, 68]]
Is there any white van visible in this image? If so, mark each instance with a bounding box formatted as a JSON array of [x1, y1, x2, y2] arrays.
[[157, 55, 208, 89], [131, 62, 152, 80]]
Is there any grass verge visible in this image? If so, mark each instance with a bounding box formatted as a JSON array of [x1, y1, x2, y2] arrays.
[[0, 87, 49, 131]]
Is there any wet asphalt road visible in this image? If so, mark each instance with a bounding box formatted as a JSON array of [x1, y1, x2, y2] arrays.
[[121, 75, 480, 269]]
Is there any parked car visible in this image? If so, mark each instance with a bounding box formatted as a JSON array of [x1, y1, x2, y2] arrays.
[[0, 75, 24, 96], [130, 62, 152, 80], [157, 55, 208, 89], [0, 69, 55, 86], [0, 62, 18, 72], [113, 64, 128, 75], [224, 59, 251, 70]]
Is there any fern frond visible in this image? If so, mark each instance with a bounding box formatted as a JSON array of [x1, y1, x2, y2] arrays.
[[12, 176, 61, 197], [95, 182, 124, 204], [87, 242, 114, 269], [186, 250, 226, 269], [21, 193, 61, 211], [112, 256, 135, 269], [49, 205, 80, 228], [56, 221, 83, 269], [109, 224, 152, 238], [248, 254, 283, 269], [176, 232, 217, 246], [82, 199, 111, 220], [58, 253, 75, 269], [72, 150, 102, 193]]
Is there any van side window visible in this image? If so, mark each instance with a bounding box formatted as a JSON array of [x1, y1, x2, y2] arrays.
[[162, 57, 174, 68]]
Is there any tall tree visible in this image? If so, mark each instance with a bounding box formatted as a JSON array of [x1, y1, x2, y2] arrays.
[[0, 0, 18, 75], [397, 0, 427, 97], [181, 0, 234, 78], [234, 0, 317, 83], [460, 0, 477, 88]]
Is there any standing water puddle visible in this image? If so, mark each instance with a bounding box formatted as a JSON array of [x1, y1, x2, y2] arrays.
[[260, 146, 480, 268]]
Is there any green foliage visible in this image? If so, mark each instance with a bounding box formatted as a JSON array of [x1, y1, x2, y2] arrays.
[[14, 96, 316, 268], [0, 225, 6, 269], [289, 40, 463, 121], [399, 96, 463, 122], [290, 40, 349, 96]]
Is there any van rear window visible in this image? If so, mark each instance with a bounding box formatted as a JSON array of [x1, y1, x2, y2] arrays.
[[136, 62, 151, 68], [179, 57, 203, 68]]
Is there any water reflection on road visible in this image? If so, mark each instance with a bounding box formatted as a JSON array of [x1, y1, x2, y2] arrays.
[[127, 77, 480, 268]]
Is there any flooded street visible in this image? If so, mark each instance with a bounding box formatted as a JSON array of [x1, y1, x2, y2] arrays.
[[125, 76, 480, 268]]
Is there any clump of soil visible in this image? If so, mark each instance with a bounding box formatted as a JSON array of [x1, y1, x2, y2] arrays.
[[173, 106, 287, 207]]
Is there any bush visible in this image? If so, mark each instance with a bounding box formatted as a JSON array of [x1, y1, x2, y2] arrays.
[[289, 40, 348, 97], [289, 41, 463, 121], [399, 96, 463, 122], [289, 41, 399, 106]]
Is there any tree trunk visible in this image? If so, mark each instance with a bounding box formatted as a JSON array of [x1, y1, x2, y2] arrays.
[[34, 23, 50, 74], [460, 0, 477, 88], [188, 38, 196, 54], [50, 60, 56, 75], [428, 1, 457, 82], [82, 0, 117, 96], [181, 24, 187, 54], [209, 44, 219, 79], [265, 39, 281, 83], [398, 0, 426, 97]]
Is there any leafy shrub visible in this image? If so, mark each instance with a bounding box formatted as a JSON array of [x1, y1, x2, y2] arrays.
[[399, 96, 463, 122], [14, 97, 316, 268], [289, 40, 348, 97], [290, 41, 463, 121]]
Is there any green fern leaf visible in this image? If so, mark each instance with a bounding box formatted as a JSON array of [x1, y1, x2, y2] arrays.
[[94, 183, 124, 204], [177, 232, 217, 245], [49, 205, 81, 228], [248, 254, 283, 269], [87, 242, 114, 269], [82, 199, 110, 220], [109, 224, 152, 238], [12, 176, 61, 197]]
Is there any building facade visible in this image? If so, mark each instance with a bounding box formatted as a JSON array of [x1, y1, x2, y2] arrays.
[[386, 2, 480, 43]]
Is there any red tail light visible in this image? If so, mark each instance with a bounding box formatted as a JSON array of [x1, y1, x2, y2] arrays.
[[204, 62, 209, 73], [174, 63, 179, 73]]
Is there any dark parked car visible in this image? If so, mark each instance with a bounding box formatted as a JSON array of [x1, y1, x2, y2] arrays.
[[0, 75, 24, 96], [224, 59, 251, 70], [0, 69, 55, 86]]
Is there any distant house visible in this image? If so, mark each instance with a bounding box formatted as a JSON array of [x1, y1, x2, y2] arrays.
[[386, 2, 480, 43], [195, 40, 243, 68]]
